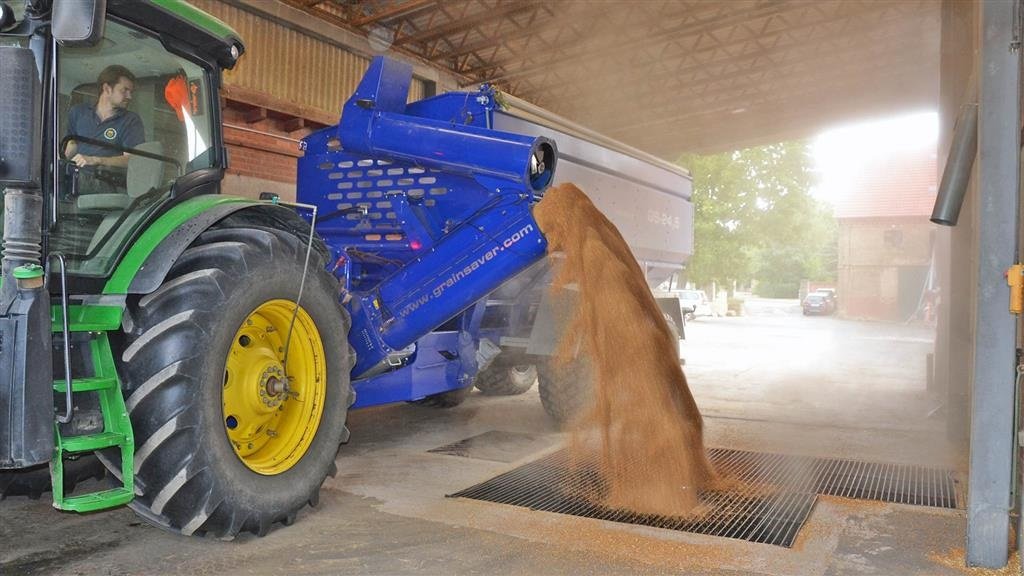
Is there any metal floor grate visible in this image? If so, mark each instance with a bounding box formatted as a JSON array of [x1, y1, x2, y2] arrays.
[[450, 450, 817, 547], [450, 448, 961, 548], [708, 448, 961, 509]]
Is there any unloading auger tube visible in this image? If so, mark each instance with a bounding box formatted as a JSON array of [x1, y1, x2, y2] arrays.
[[316, 56, 558, 378]]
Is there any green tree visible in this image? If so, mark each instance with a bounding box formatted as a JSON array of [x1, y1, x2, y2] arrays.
[[679, 142, 837, 297]]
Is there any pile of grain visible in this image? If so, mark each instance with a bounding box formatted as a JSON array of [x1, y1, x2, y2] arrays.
[[534, 183, 716, 516]]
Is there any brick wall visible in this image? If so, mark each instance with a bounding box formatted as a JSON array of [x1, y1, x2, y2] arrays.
[[221, 106, 305, 201], [838, 218, 933, 268], [837, 217, 933, 321], [224, 140, 297, 185]]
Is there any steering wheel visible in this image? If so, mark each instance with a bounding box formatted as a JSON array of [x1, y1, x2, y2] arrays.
[[58, 135, 181, 172]]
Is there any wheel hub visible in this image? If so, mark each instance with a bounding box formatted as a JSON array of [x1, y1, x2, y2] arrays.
[[222, 299, 327, 475], [258, 366, 288, 408], [509, 364, 537, 388]]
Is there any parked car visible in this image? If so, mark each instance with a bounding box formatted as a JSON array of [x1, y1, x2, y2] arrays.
[[812, 288, 837, 303], [679, 289, 715, 320], [802, 292, 836, 315]]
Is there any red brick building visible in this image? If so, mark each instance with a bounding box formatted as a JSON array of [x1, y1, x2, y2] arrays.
[[833, 148, 937, 321]]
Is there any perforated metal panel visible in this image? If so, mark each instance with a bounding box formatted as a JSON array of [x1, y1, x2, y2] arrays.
[[316, 158, 446, 225]]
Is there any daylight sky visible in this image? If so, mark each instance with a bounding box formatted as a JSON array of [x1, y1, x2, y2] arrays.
[[810, 110, 939, 207]]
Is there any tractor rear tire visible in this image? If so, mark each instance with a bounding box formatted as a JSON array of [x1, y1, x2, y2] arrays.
[[537, 358, 592, 426], [0, 455, 105, 500], [474, 354, 536, 396], [104, 225, 353, 538]]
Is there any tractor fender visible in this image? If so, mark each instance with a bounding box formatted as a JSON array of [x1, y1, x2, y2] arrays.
[[103, 195, 327, 296]]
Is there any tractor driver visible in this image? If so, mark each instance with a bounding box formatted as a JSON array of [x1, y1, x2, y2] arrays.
[[64, 64, 145, 172]]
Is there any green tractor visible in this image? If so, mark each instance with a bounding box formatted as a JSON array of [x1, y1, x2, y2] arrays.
[[0, 0, 353, 538]]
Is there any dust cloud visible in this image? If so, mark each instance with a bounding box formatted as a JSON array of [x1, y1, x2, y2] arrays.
[[534, 183, 717, 516]]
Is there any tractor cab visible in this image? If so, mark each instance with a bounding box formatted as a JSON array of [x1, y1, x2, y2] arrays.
[[0, 0, 255, 517], [0, 0, 242, 281], [54, 17, 218, 275]]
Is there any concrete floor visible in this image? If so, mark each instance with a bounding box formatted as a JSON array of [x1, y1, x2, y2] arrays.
[[0, 298, 1005, 575]]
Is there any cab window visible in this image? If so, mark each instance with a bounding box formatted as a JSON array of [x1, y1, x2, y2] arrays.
[[54, 18, 215, 277]]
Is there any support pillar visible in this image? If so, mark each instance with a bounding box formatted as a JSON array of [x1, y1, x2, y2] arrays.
[[966, 0, 1021, 567]]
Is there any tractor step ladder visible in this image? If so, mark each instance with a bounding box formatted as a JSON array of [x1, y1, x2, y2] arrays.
[[50, 305, 134, 512]]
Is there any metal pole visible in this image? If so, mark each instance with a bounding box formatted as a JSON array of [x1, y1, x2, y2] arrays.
[[966, 0, 1022, 568]]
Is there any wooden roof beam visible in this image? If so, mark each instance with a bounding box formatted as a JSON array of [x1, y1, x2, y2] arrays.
[[472, 0, 923, 86], [523, 4, 930, 97], [603, 66, 935, 150], [350, 0, 436, 27], [437, 4, 564, 61], [595, 59, 936, 139], [276, 0, 478, 85], [530, 23, 936, 124], [641, 88, 935, 156], [468, 1, 793, 81], [393, 1, 541, 48]]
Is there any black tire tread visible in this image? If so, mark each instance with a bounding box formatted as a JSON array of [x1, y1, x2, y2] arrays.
[[537, 359, 592, 426], [108, 225, 352, 539], [474, 354, 536, 396]]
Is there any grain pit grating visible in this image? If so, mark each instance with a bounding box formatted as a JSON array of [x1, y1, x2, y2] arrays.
[[449, 449, 816, 547], [449, 448, 960, 548], [708, 448, 961, 509]]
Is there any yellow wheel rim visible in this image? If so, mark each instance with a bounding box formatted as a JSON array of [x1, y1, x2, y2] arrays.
[[223, 299, 326, 475]]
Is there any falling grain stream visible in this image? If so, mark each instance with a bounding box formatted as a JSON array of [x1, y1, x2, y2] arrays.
[[533, 183, 717, 517]]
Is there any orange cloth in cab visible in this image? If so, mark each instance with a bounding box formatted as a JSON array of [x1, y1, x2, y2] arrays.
[[164, 75, 188, 122]]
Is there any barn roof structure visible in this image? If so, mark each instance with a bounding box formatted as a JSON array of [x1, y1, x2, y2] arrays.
[[281, 0, 941, 158]]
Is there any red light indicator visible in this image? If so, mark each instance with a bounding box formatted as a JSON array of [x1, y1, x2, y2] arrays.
[[410, 240, 422, 250]]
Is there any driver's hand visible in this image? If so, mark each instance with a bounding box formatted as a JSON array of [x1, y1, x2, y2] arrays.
[[71, 154, 98, 168]]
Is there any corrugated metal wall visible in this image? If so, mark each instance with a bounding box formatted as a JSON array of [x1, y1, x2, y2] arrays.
[[191, 0, 425, 118]]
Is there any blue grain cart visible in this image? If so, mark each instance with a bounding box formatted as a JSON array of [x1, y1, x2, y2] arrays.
[[298, 56, 694, 421]]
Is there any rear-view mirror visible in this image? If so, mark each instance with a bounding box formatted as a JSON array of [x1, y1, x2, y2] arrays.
[[52, 0, 106, 47]]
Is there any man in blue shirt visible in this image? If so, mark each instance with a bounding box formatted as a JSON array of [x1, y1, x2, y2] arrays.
[[64, 64, 145, 169]]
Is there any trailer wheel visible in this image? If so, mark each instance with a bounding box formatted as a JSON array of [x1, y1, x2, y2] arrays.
[[475, 354, 536, 396], [0, 455, 105, 500], [105, 226, 352, 538], [537, 358, 592, 426]]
